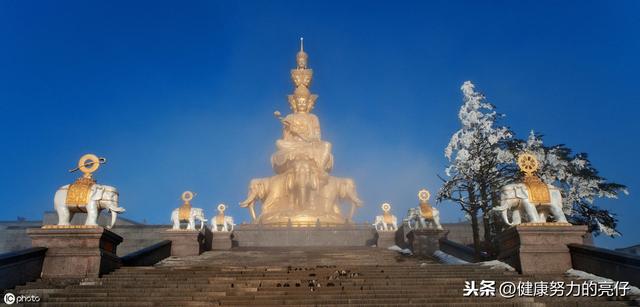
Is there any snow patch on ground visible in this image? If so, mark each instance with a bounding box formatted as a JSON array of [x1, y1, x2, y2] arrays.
[[432, 250, 468, 264], [478, 260, 516, 272], [387, 245, 412, 255], [566, 269, 640, 296], [431, 251, 516, 272]]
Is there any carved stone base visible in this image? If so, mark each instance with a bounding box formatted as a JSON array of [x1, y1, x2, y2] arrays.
[[376, 231, 397, 248], [164, 230, 204, 257], [407, 229, 449, 257], [232, 224, 376, 247], [27, 227, 122, 279], [211, 232, 232, 250], [497, 223, 587, 274]]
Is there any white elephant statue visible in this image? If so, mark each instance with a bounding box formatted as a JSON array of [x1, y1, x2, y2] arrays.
[[171, 207, 207, 230], [54, 184, 125, 229], [211, 216, 235, 232], [494, 183, 568, 226], [405, 207, 443, 230], [373, 215, 397, 231]]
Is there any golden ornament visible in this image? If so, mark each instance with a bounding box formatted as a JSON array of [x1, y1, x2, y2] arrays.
[[517, 153, 551, 204]]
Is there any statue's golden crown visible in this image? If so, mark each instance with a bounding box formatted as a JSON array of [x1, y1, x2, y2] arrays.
[[288, 38, 318, 113]]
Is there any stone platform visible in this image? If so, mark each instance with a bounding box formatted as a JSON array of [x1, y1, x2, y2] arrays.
[[211, 232, 232, 250], [27, 226, 122, 279], [408, 228, 449, 257], [375, 230, 397, 248], [232, 224, 377, 247], [497, 223, 587, 274], [163, 229, 204, 257]]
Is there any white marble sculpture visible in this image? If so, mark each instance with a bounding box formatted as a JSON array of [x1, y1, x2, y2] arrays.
[[495, 183, 567, 226], [494, 153, 569, 226], [406, 207, 443, 230], [53, 154, 125, 229], [373, 203, 398, 231], [170, 191, 207, 230], [405, 189, 443, 230], [211, 204, 235, 232]]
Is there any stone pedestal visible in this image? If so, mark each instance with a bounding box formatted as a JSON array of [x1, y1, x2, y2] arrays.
[[376, 231, 397, 248], [211, 232, 232, 250], [497, 223, 587, 274], [232, 224, 376, 247], [408, 229, 448, 257], [27, 226, 122, 279], [164, 230, 204, 257]]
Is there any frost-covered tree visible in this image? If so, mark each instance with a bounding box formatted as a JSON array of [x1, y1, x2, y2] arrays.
[[438, 81, 513, 258], [505, 131, 628, 236]]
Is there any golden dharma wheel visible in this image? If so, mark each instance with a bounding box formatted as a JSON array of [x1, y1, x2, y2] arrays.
[[418, 189, 431, 202], [217, 203, 226, 212], [181, 191, 194, 202], [78, 154, 101, 174], [381, 202, 391, 212], [517, 153, 539, 175]]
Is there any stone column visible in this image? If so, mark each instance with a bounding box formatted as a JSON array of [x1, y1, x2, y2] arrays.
[[408, 229, 448, 257], [164, 230, 204, 257], [27, 226, 122, 279], [497, 224, 587, 274], [211, 232, 233, 250], [376, 231, 397, 248]]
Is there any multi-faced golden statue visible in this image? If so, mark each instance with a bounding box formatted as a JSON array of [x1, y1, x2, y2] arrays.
[[240, 39, 363, 225]]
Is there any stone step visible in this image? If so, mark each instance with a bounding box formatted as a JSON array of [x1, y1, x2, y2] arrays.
[[42, 291, 630, 303], [26, 303, 549, 307], [113, 267, 496, 273], [18, 247, 635, 307], [40, 296, 538, 304], [26, 300, 631, 307]]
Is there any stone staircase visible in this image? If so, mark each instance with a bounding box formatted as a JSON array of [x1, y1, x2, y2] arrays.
[[14, 247, 637, 306]]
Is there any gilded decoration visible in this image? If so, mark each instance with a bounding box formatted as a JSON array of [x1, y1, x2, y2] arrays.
[[382, 203, 394, 224], [417, 189, 434, 219], [65, 177, 96, 207], [215, 204, 226, 225], [179, 191, 194, 221], [517, 153, 551, 204], [240, 39, 363, 225], [64, 154, 104, 207]]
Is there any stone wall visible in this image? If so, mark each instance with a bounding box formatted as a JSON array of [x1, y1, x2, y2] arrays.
[[0, 212, 171, 256], [569, 243, 640, 287], [0, 247, 46, 290], [232, 224, 377, 247], [0, 212, 484, 254]]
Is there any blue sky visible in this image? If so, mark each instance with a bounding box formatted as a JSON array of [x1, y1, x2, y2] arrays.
[[1, 1, 638, 249]]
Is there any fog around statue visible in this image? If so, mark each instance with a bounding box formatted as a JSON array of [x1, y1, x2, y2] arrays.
[[240, 39, 363, 225]]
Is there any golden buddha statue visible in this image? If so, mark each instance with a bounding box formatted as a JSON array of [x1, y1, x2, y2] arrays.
[[240, 38, 362, 225]]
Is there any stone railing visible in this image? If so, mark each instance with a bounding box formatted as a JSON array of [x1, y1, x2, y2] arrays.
[[568, 243, 640, 287], [0, 247, 47, 290], [121, 240, 172, 267], [439, 238, 491, 263]]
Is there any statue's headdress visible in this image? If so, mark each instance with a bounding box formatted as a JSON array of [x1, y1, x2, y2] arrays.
[[288, 37, 318, 113]]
